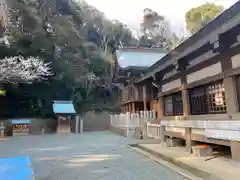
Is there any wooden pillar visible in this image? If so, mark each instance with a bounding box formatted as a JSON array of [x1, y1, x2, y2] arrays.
[[220, 53, 240, 161], [75, 115, 80, 133], [180, 61, 191, 153], [133, 85, 139, 100], [160, 125, 166, 147], [143, 85, 147, 111], [132, 102, 135, 113], [157, 85, 164, 123], [224, 77, 238, 115], [220, 53, 238, 116]]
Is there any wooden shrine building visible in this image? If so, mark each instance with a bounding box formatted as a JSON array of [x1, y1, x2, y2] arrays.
[[53, 100, 76, 133], [114, 47, 166, 119], [114, 1, 240, 161]]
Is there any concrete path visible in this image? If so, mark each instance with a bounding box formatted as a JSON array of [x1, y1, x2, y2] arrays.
[[0, 132, 186, 180], [137, 144, 240, 180]]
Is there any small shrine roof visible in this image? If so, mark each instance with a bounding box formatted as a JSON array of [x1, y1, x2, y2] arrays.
[[11, 119, 31, 124], [53, 101, 76, 114]]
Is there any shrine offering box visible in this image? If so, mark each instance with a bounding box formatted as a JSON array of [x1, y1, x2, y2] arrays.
[[11, 120, 31, 136]]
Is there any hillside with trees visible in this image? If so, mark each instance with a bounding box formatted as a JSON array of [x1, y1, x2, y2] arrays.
[[2, 0, 216, 117], [0, 0, 140, 117]]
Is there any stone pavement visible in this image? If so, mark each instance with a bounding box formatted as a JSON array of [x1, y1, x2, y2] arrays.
[[0, 131, 186, 180], [137, 144, 240, 180]]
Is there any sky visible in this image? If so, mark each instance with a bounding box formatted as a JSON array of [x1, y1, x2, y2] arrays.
[[84, 0, 238, 36]]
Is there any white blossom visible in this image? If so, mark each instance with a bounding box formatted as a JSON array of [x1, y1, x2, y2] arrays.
[[0, 56, 53, 84]]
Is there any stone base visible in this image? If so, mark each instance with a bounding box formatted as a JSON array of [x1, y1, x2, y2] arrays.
[[231, 141, 240, 161], [110, 127, 125, 136], [57, 128, 71, 134], [192, 145, 213, 157], [12, 130, 29, 136], [166, 138, 184, 147]]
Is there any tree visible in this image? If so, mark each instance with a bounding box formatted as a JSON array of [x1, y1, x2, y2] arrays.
[[139, 8, 172, 49], [0, 56, 52, 84], [1, 0, 130, 116], [185, 3, 224, 34]]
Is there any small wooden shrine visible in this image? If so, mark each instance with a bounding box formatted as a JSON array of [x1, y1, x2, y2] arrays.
[[11, 119, 31, 136], [53, 101, 76, 133]]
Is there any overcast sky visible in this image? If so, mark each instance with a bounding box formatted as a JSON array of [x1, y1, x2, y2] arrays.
[[84, 0, 238, 36]]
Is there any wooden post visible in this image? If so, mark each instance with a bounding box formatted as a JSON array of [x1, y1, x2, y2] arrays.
[[75, 116, 80, 133], [128, 103, 131, 113], [224, 77, 238, 116], [0, 123, 4, 137], [132, 102, 135, 113], [80, 119, 83, 134], [134, 85, 139, 100], [143, 85, 147, 111], [180, 61, 192, 153], [160, 125, 166, 147], [157, 86, 164, 122], [185, 127, 192, 153]]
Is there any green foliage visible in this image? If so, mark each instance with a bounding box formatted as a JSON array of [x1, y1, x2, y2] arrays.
[[139, 8, 184, 50], [1, 0, 135, 117], [185, 3, 224, 34]]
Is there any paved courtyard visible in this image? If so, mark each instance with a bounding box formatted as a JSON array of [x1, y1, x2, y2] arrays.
[[0, 131, 186, 180]]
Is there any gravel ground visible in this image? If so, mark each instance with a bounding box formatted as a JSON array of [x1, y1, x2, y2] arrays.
[[0, 131, 186, 180]]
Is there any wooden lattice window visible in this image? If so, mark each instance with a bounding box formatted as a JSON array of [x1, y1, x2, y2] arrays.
[[164, 96, 173, 116], [164, 92, 183, 116], [189, 81, 227, 114], [173, 93, 183, 115]]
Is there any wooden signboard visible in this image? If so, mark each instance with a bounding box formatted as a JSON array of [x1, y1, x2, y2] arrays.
[[11, 120, 31, 136]]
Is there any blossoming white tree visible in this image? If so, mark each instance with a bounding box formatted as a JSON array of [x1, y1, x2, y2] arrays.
[[0, 56, 53, 84]]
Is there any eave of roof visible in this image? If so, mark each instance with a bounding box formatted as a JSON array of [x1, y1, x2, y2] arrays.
[[116, 48, 166, 69], [119, 47, 166, 53], [53, 101, 76, 114]]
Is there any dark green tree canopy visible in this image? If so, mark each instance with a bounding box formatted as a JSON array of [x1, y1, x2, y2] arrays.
[[0, 0, 138, 117], [185, 3, 224, 34]]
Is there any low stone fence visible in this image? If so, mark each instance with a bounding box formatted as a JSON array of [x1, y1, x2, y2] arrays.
[[145, 120, 240, 148], [161, 120, 240, 141], [110, 111, 157, 138], [80, 112, 110, 132], [146, 123, 161, 139]]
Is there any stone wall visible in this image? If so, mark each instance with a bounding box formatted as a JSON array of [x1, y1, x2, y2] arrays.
[[110, 126, 126, 136], [81, 112, 110, 132]]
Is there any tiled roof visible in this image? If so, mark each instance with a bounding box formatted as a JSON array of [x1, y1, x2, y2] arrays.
[[116, 48, 166, 68]]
